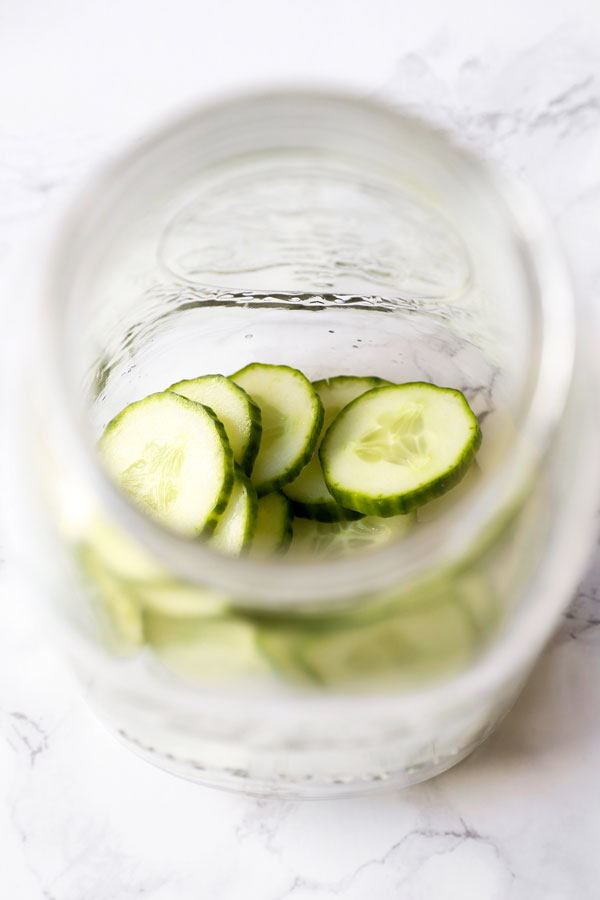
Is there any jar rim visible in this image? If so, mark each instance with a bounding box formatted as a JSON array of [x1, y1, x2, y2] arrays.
[[41, 88, 578, 605]]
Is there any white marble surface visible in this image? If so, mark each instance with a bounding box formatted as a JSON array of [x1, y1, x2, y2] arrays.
[[2, 1, 600, 897]]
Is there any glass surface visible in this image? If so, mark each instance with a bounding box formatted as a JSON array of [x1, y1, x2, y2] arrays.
[[13, 91, 599, 797]]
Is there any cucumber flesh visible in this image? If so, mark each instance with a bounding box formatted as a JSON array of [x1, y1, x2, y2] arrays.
[[78, 545, 144, 653], [454, 573, 503, 642], [257, 590, 477, 688], [145, 613, 269, 684], [415, 462, 481, 524], [250, 491, 293, 556], [135, 581, 229, 618], [290, 512, 414, 559], [284, 375, 388, 521], [167, 374, 261, 475], [295, 599, 477, 686], [231, 363, 323, 495], [81, 516, 171, 585], [320, 382, 481, 516], [99, 392, 234, 537], [209, 467, 258, 556]]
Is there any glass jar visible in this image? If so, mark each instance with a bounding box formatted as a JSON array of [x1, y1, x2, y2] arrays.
[[10, 91, 599, 798]]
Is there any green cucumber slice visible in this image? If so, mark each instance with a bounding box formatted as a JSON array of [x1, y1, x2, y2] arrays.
[[80, 516, 171, 585], [135, 581, 229, 618], [145, 613, 269, 684], [295, 599, 477, 686], [257, 591, 478, 688], [167, 374, 261, 475], [231, 363, 323, 495], [78, 545, 144, 653], [284, 375, 388, 521], [414, 462, 481, 524], [78, 524, 229, 619], [250, 491, 293, 556], [320, 382, 481, 516], [454, 573, 503, 642], [99, 391, 234, 537], [209, 466, 258, 556], [290, 512, 414, 559]]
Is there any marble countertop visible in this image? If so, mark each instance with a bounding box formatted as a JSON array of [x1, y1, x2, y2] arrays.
[[1, 2, 600, 897]]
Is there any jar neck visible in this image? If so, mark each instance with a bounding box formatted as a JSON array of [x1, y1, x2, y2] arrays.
[[41, 91, 576, 605]]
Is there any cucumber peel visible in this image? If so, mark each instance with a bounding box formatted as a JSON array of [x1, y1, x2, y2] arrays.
[[99, 391, 234, 537], [231, 363, 324, 496], [209, 466, 258, 556], [320, 382, 481, 517], [284, 375, 388, 521], [167, 374, 261, 475], [250, 491, 293, 556]]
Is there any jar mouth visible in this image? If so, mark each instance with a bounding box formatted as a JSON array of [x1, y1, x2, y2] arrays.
[[41, 88, 576, 606]]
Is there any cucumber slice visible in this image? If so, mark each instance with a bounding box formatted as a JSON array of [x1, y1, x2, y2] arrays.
[[284, 375, 388, 521], [296, 599, 477, 686], [79, 522, 229, 618], [290, 512, 414, 559], [78, 545, 144, 653], [135, 581, 229, 618], [209, 466, 258, 556], [81, 516, 171, 585], [320, 383, 481, 516], [250, 492, 293, 556], [99, 392, 234, 537], [145, 613, 269, 684], [415, 462, 481, 524], [256, 627, 318, 684], [231, 363, 323, 495], [454, 573, 503, 642], [257, 592, 477, 688], [167, 374, 261, 475]]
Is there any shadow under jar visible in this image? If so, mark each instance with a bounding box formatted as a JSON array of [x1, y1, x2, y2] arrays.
[[22, 91, 599, 797]]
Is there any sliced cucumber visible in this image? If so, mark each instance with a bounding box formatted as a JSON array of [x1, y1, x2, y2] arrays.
[[414, 462, 481, 524], [257, 591, 477, 688], [81, 516, 171, 585], [250, 491, 293, 556], [167, 374, 261, 475], [78, 545, 144, 653], [209, 466, 258, 556], [231, 363, 323, 495], [454, 573, 503, 642], [145, 613, 269, 684], [135, 581, 229, 618], [99, 391, 234, 537], [256, 627, 318, 684], [295, 599, 477, 686], [284, 375, 388, 521], [290, 512, 414, 559], [320, 383, 481, 516], [79, 521, 229, 618]]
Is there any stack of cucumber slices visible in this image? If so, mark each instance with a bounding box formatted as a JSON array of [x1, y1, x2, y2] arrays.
[[99, 363, 481, 559]]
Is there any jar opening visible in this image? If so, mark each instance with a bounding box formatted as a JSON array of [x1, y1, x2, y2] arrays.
[[41, 90, 576, 605]]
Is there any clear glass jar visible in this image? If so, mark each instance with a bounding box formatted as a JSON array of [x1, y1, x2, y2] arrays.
[[10, 91, 599, 798]]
